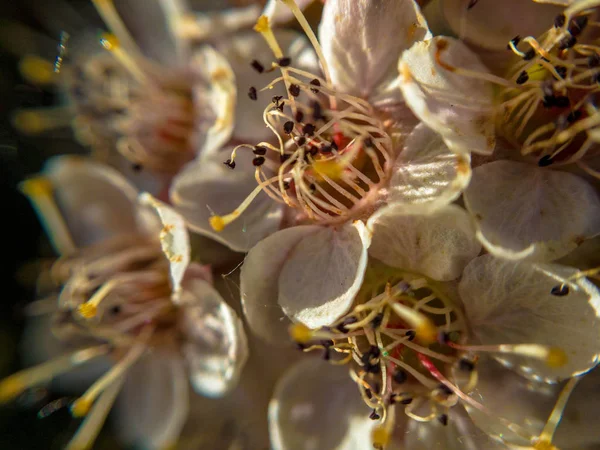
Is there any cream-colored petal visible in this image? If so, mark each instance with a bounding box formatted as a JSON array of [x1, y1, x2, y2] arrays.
[[459, 255, 600, 382], [263, 0, 314, 24], [464, 161, 600, 262], [170, 146, 283, 253], [367, 204, 481, 281], [179, 279, 248, 397], [319, 0, 430, 102], [115, 352, 189, 449], [399, 36, 495, 155], [278, 221, 371, 328], [269, 358, 374, 450], [388, 123, 471, 211], [240, 225, 322, 343]]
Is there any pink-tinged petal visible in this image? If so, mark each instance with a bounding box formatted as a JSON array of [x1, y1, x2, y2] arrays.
[[319, 0, 430, 101], [278, 221, 372, 328], [170, 146, 283, 253], [241, 225, 322, 343], [459, 255, 600, 382], [388, 123, 471, 211], [269, 358, 375, 450], [399, 36, 495, 155], [179, 279, 248, 397], [464, 161, 600, 262], [367, 204, 481, 281]]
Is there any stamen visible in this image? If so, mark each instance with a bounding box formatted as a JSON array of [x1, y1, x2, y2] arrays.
[[389, 302, 437, 345], [19, 55, 56, 85], [447, 342, 568, 368], [13, 108, 73, 134], [92, 0, 143, 58]]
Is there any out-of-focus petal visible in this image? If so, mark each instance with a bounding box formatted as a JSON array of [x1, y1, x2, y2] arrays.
[[278, 221, 371, 328], [179, 279, 248, 397], [241, 225, 322, 343], [459, 255, 600, 382], [263, 0, 315, 25], [399, 36, 495, 155], [464, 161, 600, 262], [269, 358, 374, 450], [388, 123, 471, 211], [367, 204, 481, 281]]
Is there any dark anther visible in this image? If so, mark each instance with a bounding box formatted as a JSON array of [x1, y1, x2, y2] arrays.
[[364, 137, 374, 148], [131, 163, 143, 172], [331, 140, 338, 150], [516, 71, 529, 85], [323, 348, 331, 361], [248, 86, 257, 101], [252, 156, 265, 167], [302, 123, 316, 136], [283, 180, 291, 190], [365, 388, 373, 399], [361, 346, 381, 373], [320, 339, 334, 348], [458, 358, 475, 372], [538, 155, 553, 167], [551, 284, 569, 296], [438, 331, 451, 344], [567, 110, 582, 124], [311, 100, 324, 121], [437, 414, 449, 426], [253, 145, 267, 156], [393, 369, 407, 384], [507, 35, 520, 50], [278, 56, 292, 67], [554, 66, 567, 79], [295, 110, 304, 122], [438, 383, 453, 396], [554, 13, 566, 28], [369, 410, 381, 420], [389, 393, 397, 404], [280, 153, 291, 163], [558, 35, 577, 50], [309, 78, 321, 93], [295, 342, 307, 351], [251, 59, 265, 73], [523, 49, 536, 61], [588, 53, 600, 68], [289, 84, 301, 97], [224, 159, 236, 169], [308, 146, 319, 156], [321, 145, 333, 154], [399, 396, 413, 405], [336, 316, 358, 332], [110, 305, 122, 315], [296, 136, 306, 146], [371, 312, 384, 329], [554, 96, 570, 108], [405, 330, 416, 341], [543, 95, 556, 108], [309, 183, 316, 192], [568, 15, 588, 37], [272, 95, 283, 104], [283, 120, 295, 134], [467, 0, 478, 9]]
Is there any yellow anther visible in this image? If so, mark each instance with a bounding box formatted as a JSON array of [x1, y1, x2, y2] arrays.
[[545, 347, 568, 368], [100, 33, 120, 50], [19, 56, 55, 85], [416, 319, 438, 347], [71, 398, 93, 417], [77, 303, 98, 319], [13, 111, 46, 135], [254, 15, 270, 33], [313, 160, 344, 180], [289, 323, 313, 344], [20, 177, 53, 198], [209, 216, 225, 232], [371, 426, 390, 449], [534, 440, 558, 450], [0, 377, 26, 403]]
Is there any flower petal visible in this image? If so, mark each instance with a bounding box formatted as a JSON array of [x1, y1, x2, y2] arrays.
[[278, 221, 372, 328], [269, 358, 374, 450], [459, 255, 600, 382], [116, 352, 189, 449], [367, 204, 481, 281], [170, 146, 283, 252], [319, 0, 430, 102], [240, 225, 322, 343], [464, 161, 600, 262], [179, 278, 248, 397], [263, 0, 315, 25], [388, 123, 471, 211], [399, 36, 495, 155]]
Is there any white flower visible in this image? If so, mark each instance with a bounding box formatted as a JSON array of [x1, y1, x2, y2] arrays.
[[3, 156, 248, 449]]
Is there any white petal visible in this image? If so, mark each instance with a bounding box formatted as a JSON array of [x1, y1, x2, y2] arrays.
[[170, 146, 283, 252], [269, 358, 374, 450], [42, 156, 142, 248], [116, 352, 189, 449], [464, 161, 600, 262], [320, 0, 430, 103], [399, 36, 495, 155], [113, 0, 189, 67], [139, 193, 190, 302], [388, 123, 471, 211], [278, 221, 371, 328], [179, 279, 248, 397], [367, 204, 481, 281], [240, 225, 322, 343], [263, 0, 314, 25], [459, 255, 600, 382]]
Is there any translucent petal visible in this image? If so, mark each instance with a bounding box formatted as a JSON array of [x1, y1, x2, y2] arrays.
[[464, 161, 600, 262], [399, 36, 495, 155], [367, 204, 481, 281], [170, 146, 283, 252], [278, 221, 372, 328], [388, 123, 471, 212], [459, 255, 600, 382], [240, 225, 322, 343], [269, 358, 374, 450], [179, 279, 248, 397], [319, 0, 430, 104]]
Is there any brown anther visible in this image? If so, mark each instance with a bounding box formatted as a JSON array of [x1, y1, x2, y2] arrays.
[[369, 409, 381, 420], [224, 159, 236, 169], [252, 156, 265, 167], [278, 57, 291, 67], [302, 123, 316, 136], [248, 86, 258, 101], [568, 16, 588, 37], [251, 60, 265, 73], [554, 14, 566, 28], [253, 146, 267, 156], [283, 121, 294, 134], [309, 78, 321, 93], [295, 110, 304, 122], [393, 369, 407, 384], [516, 71, 529, 85], [523, 49, 536, 61], [538, 155, 554, 167], [437, 414, 449, 426], [405, 330, 416, 342], [289, 84, 301, 97]]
